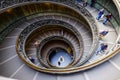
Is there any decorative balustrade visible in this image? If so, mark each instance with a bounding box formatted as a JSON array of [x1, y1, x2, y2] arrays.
[[0, 0, 98, 46], [25, 13, 97, 65], [1, 0, 117, 73], [11, 9, 98, 67], [0, 0, 118, 74], [18, 19, 84, 63], [37, 36, 76, 68], [15, 12, 100, 73]]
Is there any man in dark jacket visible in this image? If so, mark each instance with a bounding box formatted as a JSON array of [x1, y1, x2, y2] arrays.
[[90, 0, 96, 7], [103, 13, 112, 24]]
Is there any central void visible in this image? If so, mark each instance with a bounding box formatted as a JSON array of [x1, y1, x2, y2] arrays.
[[49, 48, 72, 68]]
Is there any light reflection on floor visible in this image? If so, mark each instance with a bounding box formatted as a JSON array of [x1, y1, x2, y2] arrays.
[[49, 51, 72, 67]]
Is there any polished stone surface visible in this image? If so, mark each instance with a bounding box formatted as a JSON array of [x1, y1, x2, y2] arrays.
[[49, 50, 72, 67]]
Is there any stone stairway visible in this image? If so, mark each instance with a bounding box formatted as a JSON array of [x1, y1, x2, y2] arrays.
[[0, 4, 119, 80], [25, 28, 81, 67], [19, 14, 93, 66]]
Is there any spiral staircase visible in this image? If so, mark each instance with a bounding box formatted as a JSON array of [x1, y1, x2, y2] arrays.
[[0, 0, 120, 80]]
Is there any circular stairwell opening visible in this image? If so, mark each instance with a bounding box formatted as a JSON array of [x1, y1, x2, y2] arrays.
[[48, 48, 73, 68]]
